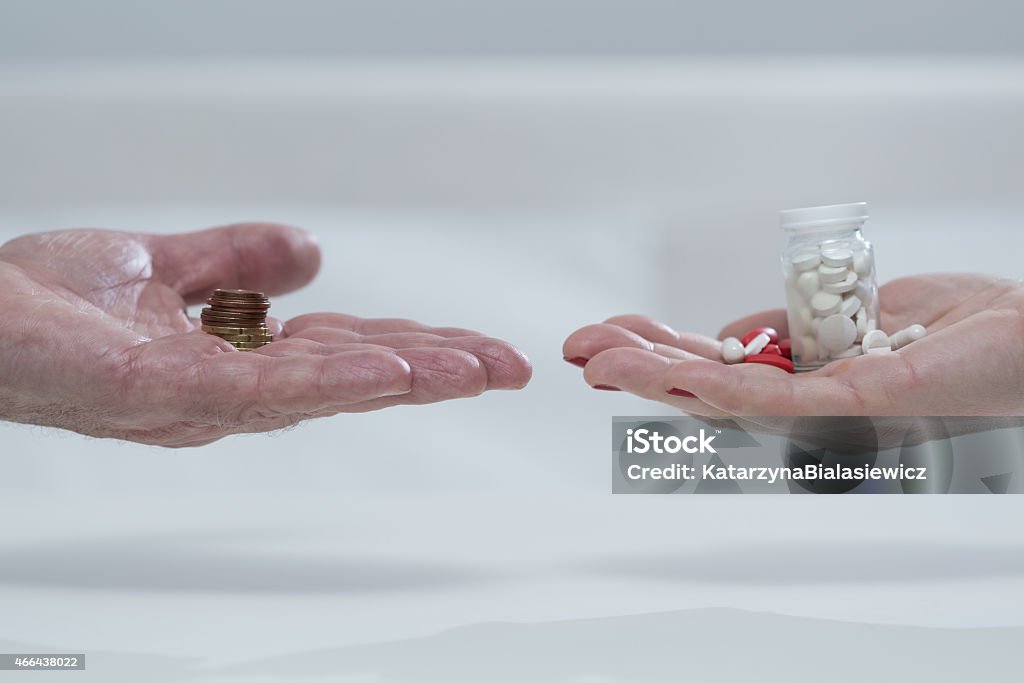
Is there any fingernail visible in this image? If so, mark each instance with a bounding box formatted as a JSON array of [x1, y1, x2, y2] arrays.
[[592, 384, 621, 391], [667, 388, 696, 398], [564, 356, 589, 367]]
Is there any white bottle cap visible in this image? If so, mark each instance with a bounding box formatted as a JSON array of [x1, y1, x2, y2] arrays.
[[780, 202, 869, 232]]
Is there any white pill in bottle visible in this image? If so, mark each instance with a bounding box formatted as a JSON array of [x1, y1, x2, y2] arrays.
[[779, 202, 881, 372]]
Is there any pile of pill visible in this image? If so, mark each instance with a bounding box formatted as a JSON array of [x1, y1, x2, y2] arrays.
[[721, 323, 927, 372], [721, 327, 794, 372], [784, 243, 881, 366]]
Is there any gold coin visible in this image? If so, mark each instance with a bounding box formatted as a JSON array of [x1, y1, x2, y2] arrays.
[[205, 302, 270, 310], [202, 323, 267, 329], [218, 334, 275, 343], [201, 309, 267, 317], [202, 325, 269, 335], [201, 316, 267, 325], [230, 341, 271, 349]]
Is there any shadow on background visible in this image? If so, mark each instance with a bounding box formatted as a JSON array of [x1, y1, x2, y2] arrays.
[[0, 531, 491, 594], [218, 608, 1024, 682], [581, 541, 1024, 584]]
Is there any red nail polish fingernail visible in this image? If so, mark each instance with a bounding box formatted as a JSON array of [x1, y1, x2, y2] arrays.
[[592, 384, 621, 391], [564, 356, 589, 367], [667, 388, 696, 398]]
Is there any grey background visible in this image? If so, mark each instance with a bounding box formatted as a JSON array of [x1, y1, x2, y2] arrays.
[[0, 0, 1023, 61], [1, 2, 1024, 681]]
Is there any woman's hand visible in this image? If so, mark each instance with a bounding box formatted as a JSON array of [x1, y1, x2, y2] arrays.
[[564, 274, 1023, 417]]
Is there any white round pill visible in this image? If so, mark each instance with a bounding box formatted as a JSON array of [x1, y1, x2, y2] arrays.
[[818, 314, 858, 353], [721, 337, 745, 364], [861, 329, 890, 355], [853, 251, 870, 275], [810, 291, 841, 316], [839, 294, 861, 318], [821, 248, 853, 268], [854, 281, 872, 306], [822, 271, 858, 294], [791, 250, 821, 272], [890, 323, 927, 350], [797, 270, 821, 300], [819, 265, 849, 284], [833, 345, 863, 359], [743, 332, 770, 356]]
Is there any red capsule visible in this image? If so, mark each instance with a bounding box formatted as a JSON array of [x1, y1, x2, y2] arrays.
[[740, 327, 779, 346], [762, 344, 782, 356], [778, 338, 792, 359], [744, 353, 794, 373]]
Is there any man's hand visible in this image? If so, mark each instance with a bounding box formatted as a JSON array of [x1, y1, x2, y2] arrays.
[[563, 274, 1023, 417], [0, 224, 531, 446]]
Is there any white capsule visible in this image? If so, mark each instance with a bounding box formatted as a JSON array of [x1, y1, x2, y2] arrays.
[[810, 291, 841, 316], [744, 332, 770, 356], [861, 329, 890, 355], [796, 270, 821, 300], [821, 248, 853, 268], [721, 337, 746, 364], [840, 294, 861, 318], [823, 271, 859, 294], [791, 250, 821, 272], [833, 345, 863, 359], [819, 265, 849, 283], [853, 251, 870, 275], [890, 324, 927, 350], [818, 314, 858, 353]]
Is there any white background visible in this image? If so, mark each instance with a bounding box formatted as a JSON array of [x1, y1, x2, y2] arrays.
[[0, 4, 1023, 681]]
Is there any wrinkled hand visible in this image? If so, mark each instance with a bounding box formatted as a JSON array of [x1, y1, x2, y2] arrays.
[[564, 274, 1023, 417], [0, 224, 531, 446]]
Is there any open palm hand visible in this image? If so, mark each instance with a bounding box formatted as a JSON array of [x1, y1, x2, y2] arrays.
[[0, 223, 531, 446], [564, 274, 1023, 417]]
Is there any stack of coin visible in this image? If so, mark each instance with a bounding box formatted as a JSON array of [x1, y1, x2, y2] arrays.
[[200, 289, 273, 351]]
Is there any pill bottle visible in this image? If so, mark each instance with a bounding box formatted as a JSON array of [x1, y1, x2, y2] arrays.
[[780, 202, 880, 372]]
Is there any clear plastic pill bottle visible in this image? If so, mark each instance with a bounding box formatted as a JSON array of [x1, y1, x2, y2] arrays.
[[780, 202, 880, 372]]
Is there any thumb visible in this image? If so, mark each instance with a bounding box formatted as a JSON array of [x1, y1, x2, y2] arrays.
[[146, 223, 321, 304]]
